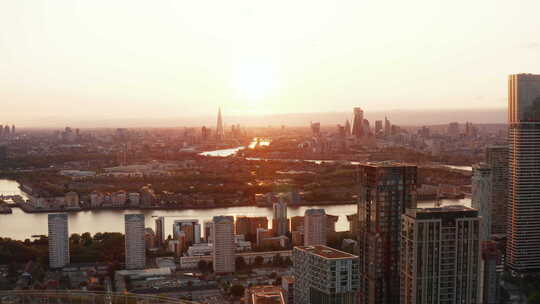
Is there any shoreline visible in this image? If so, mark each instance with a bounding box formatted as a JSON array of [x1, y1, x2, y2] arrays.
[[10, 200, 357, 214]]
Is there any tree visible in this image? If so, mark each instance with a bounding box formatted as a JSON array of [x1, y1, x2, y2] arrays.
[[235, 256, 247, 270], [254, 256, 264, 266], [197, 260, 208, 273], [229, 284, 245, 297], [81, 232, 93, 246], [70, 233, 81, 245]]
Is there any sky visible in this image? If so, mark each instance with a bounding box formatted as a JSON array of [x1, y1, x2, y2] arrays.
[[1, 1, 540, 126]]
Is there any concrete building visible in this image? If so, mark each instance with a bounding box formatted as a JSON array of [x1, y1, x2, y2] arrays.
[[293, 245, 359, 304], [357, 162, 417, 304], [125, 214, 146, 270], [244, 285, 286, 304], [485, 145, 508, 235], [64, 192, 79, 208], [281, 276, 295, 304], [212, 216, 235, 274], [48, 213, 70, 268], [235, 216, 268, 241], [204, 221, 213, 243], [472, 163, 492, 241], [173, 219, 199, 244], [507, 73, 540, 273], [401, 206, 481, 304], [155, 216, 165, 246], [482, 241, 501, 304], [272, 199, 289, 236], [303, 209, 326, 246]]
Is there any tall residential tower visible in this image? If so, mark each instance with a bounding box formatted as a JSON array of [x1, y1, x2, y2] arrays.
[[357, 162, 417, 304], [48, 213, 70, 269], [125, 214, 146, 270], [507, 74, 540, 273]]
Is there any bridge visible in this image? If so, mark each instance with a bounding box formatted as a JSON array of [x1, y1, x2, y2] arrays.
[[0, 290, 198, 304]]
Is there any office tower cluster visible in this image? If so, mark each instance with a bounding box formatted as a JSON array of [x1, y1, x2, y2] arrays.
[[0, 124, 15, 138]]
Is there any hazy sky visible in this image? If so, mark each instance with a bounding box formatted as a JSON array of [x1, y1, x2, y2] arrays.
[[2, 1, 540, 125]]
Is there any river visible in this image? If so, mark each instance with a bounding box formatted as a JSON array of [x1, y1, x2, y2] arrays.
[[0, 178, 470, 240], [0, 140, 470, 240]]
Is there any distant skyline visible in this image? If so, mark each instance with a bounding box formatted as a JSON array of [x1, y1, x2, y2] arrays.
[[7, 108, 507, 129], [1, 1, 539, 125]]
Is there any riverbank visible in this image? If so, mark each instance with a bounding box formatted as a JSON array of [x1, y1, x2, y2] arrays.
[[13, 200, 356, 214]]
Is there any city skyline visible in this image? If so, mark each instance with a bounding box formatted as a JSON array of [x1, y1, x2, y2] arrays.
[[2, 1, 539, 124]]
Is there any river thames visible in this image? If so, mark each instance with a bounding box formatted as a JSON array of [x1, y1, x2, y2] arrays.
[[0, 178, 470, 240]]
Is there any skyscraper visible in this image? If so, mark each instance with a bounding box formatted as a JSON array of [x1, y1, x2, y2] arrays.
[[216, 107, 224, 140], [155, 216, 165, 246], [472, 163, 492, 241], [48, 213, 69, 269], [485, 145, 508, 235], [125, 214, 145, 270], [303, 209, 327, 246], [293, 245, 360, 304], [357, 162, 417, 304], [344, 119, 351, 137], [352, 107, 364, 138], [272, 199, 289, 236], [212, 216, 235, 274], [384, 116, 391, 137], [507, 73, 540, 273], [401, 206, 481, 304]]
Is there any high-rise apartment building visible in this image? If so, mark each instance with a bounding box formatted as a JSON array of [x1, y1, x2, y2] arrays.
[[357, 162, 417, 304], [303, 209, 327, 246], [173, 219, 200, 244], [48, 213, 69, 269], [472, 163, 492, 241], [235, 216, 268, 241], [155, 216, 165, 246], [400, 206, 481, 304], [485, 145, 508, 235], [212, 216, 235, 274], [272, 200, 289, 236], [293, 245, 360, 304], [125, 214, 146, 270], [352, 107, 365, 138], [507, 73, 540, 273]]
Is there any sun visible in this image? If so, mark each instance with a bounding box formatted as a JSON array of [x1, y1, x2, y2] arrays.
[[231, 61, 279, 103]]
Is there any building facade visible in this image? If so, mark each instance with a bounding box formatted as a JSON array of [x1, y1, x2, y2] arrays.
[[293, 245, 359, 304], [472, 163, 492, 241], [303, 209, 327, 246], [357, 162, 417, 304], [485, 145, 508, 235], [48, 213, 70, 268], [273, 200, 289, 236], [212, 216, 235, 274], [400, 206, 481, 304], [125, 214, 146, 270], [507, 73, 540, 273], [155, 216, 165, 246]]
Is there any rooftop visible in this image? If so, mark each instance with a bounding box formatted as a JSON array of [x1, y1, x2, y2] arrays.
[[248, 286, 285, 304], [295, 245, 358, 260], [406, 205, 478, 220]]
